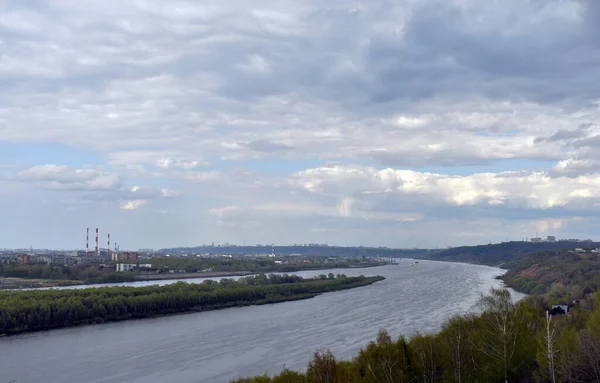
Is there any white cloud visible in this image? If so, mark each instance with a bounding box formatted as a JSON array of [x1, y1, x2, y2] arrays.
[[156, 158, 200, 170], [160, 188, 181, 197], [292, 165, 600, 210], [120, 199, 148, 210]]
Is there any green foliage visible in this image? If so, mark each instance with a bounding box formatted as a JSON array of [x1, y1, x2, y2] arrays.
[[0, 275, 384, 335], [501, 249, 600, 304]]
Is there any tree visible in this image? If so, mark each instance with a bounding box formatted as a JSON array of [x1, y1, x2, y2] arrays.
[[410, 333, 439, 383], [439, 314, 480, 383], [537, 310, 558, 383], [356, 329, 413, 383], [477, 288, 521, 383], [306, 349, 337, 383]]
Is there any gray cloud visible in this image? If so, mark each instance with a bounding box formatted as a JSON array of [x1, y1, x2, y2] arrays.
[[1, 0, 600, 247], [243, 139, 293, 153]]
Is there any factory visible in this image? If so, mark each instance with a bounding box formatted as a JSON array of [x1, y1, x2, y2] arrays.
[[0, 227, 139, 266]]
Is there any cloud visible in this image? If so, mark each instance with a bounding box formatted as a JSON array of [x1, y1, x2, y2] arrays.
[[243, 139, 292, 153], [1, 0, 600, 248], [120, 199, 148, 210], [156, 158, 200, 170], [291, 165, 600, 211], [16, 165, 121, 191], [160, 188, 181, 197]]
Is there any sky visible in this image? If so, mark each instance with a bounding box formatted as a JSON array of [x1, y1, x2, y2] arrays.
[[1, 0, 600, 250]]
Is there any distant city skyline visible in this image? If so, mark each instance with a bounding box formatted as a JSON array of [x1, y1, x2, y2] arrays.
[[2, 1, 600, 249], [2, 235, 598, 253]]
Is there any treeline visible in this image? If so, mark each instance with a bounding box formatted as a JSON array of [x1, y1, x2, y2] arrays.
[[0, 263, 136, 284], [0, 274, 383, 335], [0, 258, 384, 285], [233, 288, 600, 383], [501, 250, 600, 303], [150, 258, 384, 274], [424, 241, 600, 266]]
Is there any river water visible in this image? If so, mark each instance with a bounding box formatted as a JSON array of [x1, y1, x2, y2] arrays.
[[0, 260, 523, 383]]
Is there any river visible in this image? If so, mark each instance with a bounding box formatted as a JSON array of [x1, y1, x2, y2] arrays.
[[0, 260, 524, 383]]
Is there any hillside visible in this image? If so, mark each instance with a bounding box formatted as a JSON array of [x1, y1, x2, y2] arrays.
[[419, 241, 600, 266], [500, 249, 600, 302]]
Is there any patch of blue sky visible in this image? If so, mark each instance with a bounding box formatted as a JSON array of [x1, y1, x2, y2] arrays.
[[475, 130, 522, 137], [410, 158, 555, 176], [0, 141, 105, 168], [214, 158, 351, 174]]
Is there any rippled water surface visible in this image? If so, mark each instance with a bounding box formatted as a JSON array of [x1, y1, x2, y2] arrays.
[[0, 260, 523, 383]]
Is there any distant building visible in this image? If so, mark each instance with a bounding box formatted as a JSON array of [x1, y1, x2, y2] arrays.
[[547, 236, 556, 242], [531, 237, 542, 243], [116, 263, 152, 272], [112, 252, 139, 262], [17, 254, 30, 265]]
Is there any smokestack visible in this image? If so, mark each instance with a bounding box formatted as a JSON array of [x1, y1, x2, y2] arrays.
[[95, 228, 99, 257], [86, 228, 89, 257], [107, 234, 110, 258]]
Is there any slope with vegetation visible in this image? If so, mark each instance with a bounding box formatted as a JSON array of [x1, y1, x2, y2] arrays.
[[501, 249, 600, 304], [420, 241, 600, 266]]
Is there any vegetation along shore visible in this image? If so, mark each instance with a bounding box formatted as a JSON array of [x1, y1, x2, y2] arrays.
[[0, 257, 387, 289], [0, 274, 384, 336]]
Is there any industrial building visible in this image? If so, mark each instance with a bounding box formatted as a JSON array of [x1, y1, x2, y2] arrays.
[[116, 263, 152, 272]]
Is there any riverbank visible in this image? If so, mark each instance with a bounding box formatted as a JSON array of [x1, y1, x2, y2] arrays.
[[0, 274, 384, 336], [0, 261, 389, 290]]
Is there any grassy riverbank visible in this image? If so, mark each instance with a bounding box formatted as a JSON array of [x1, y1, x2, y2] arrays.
[[0, 274, 384, 336]]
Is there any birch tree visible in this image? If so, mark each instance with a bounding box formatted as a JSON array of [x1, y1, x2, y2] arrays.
[[544, 310, 558, 383], [477, 288, 521, 383]]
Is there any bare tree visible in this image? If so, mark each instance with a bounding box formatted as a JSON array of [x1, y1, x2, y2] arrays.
[[477, 288, 521, 383], [544, 310, 558, 383], [412, 333, 437, 383], [577, 331, 600, 382]]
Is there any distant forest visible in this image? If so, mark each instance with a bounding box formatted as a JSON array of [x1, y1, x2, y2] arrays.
[[419, 241, 600, 266]]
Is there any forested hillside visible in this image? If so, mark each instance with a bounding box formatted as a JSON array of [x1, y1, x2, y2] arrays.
[[501, 250, 600, 302], [421, 241, 600, 266]]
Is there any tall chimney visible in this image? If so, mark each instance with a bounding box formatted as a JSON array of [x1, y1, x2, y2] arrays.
[[107, 234, 110, 259], [86, 228, 89, 257], [95, 228, 99, 257]]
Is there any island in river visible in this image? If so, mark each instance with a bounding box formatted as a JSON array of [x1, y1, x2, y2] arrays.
[[0, 256, 390, 289], [0, 273, 384, 336]]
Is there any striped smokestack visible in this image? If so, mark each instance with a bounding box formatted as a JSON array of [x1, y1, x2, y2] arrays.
[[95, 228, 99, 257]]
